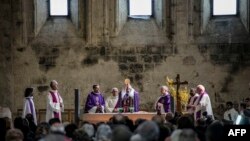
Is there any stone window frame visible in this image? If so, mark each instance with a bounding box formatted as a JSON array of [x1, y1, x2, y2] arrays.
[[211, 0, 239, 16], [113, 0, 171, 37], [200, 0, 249, 34], [34, 0, 83, 37]]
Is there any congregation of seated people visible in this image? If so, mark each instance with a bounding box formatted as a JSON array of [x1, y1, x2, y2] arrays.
[[0, 100, 249, 141], [0, 81, 249, 141]]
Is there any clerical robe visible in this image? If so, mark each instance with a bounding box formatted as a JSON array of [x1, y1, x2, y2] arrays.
[[22, 96, 37, 125], [84, 92, 105, 113], [105, 95, 118, 113], [187, 93, 199, 114], [155, 93, 171, 113], [115, 88, 139, 112], [46, 90, 64, 122], [194, 92, 214, 120]]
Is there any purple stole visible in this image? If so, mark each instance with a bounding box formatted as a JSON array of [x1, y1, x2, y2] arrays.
[[27, 98, 34, 115], [196, 93, 205, 119], [50, 91, 59, 118]]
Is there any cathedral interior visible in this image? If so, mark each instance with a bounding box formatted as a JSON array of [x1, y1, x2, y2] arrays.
[[0, 0, 250, 120]]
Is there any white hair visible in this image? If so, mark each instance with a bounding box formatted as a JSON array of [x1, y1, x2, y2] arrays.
[[134, 121, 159, 141], [197, 84, 205, 93], [96, 124, 112, 141], [170, 129, 182, 141], [161, 85, 169, 91], [50, 124, 65, 134], [112, 87, 119, 92], [82, 123, 95, 138]]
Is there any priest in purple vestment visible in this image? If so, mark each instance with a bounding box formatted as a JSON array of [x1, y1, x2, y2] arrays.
[[155, 86, 171, 114], [115, 79, 139, 112], [84, 84, 105, 113]]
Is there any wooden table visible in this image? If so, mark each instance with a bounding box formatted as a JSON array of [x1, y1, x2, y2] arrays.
[[81, 112, 161, 124]]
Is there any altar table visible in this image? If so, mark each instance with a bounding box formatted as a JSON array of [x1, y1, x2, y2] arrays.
[[81, 112, 162, 124]]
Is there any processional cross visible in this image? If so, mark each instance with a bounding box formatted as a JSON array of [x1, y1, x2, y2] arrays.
[[173, 74, 188, 113]]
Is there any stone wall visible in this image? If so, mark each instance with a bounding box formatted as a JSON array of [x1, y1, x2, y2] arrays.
[[70, 0, 79, 29], [0, 0, 13, 108], [0, 0, 250, 117], [117, 0, 128, 35], [240, 0, 249, 32], [34, 0, 48, 36]]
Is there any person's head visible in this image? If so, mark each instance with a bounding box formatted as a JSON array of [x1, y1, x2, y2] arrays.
[[93, 84, 100, 93], [50, 80, 58, 90], [196, 118, 206, 127], [177, 115, 194, 129], [48, 118, 61, 126], [35, 122, 50, 140], [196, 84, 205, 95], [24, 87, 33, 97], [65, 123, 78, 139], [111, 114, 126, 125], [160, 86, 169, 94], [25, 113, 34, 123], [111, 87, 119, 96], [81, 123, 95, 138], [134, 121, 160, 141], [239, 102, 247, 111], [189, 88, 196, 97], [152, 115, 165, 125], [179, 129, 199, 141], [202, 111, 208, 118], [205, 120, 224, 141], [165, 112, 174, 122], [50, 123, 65, 135], [5, 128, 23, 141], [245, 98, 250, 107], [95, 124, 112, 141], [14, 117, 29, 130], [73, 128, 91, 141], [111, 125, 132, 141], [226, 101, 233, 110]]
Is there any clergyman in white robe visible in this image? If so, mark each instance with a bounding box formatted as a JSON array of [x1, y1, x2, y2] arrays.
[[105, 88, 119, 113], [22, 96, 37, 125], [46, 80, 64, 122], [22, 87, 37, 125], [194, 84, 214, 121]]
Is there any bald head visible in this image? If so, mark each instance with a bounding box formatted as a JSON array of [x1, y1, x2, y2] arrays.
[[50, 80, 58, 90]]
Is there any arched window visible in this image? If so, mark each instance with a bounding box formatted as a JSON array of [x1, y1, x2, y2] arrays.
[[50, 0, 68, 16], [213, 0, 237, 15]]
